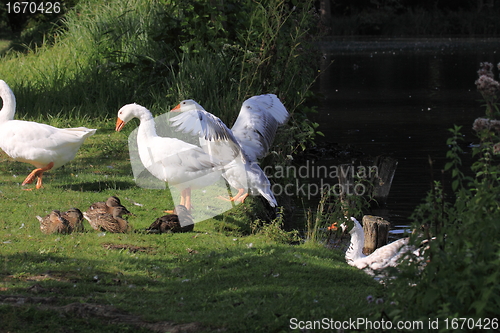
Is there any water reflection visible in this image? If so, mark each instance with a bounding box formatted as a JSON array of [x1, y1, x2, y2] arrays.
[[312, 37, 499, 225]]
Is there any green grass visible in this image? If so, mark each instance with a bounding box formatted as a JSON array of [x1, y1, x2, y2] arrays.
[[0, 1, 379, 330], [0, 40, 10, 55], [0, 118, 381, 332]]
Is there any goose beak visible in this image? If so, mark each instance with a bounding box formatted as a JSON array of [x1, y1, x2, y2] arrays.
[[171, 104, 181, 112], [115, 118, 125, 132]]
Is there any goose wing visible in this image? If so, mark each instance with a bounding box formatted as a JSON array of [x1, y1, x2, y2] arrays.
[[169, 109, 241, 162], [231, 94, 289, 161]]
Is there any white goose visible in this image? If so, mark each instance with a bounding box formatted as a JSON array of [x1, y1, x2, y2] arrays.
[[169, 94, 289, 207], [0, 80, 96, 189], [344, 217, 412, 275], [115, 103, 223, 210]]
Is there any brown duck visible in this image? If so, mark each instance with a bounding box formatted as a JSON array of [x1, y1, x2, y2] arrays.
[[85, 196, 131, 230], [83, 206, 131, 233], [62, 208, 84, 232], [36, 210, 72, 234], [147, 205, 194, 233]]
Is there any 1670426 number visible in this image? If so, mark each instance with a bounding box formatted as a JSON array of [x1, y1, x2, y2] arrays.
[[444, 317, 498, 330], [6, 2, 61, 14]]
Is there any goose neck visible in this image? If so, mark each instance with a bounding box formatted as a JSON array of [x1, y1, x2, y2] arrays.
[[137, 115, 158, 139], [346, 226, 366, 262], [0, 84, 16, 123]]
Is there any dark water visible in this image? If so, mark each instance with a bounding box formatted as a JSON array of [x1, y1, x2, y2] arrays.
[[312, 37, 500, 225]]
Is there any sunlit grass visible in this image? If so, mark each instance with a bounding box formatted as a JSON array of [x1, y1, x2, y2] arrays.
[[0, 40, 10, 55], [0, 0, 379, 330], [0, 119, 381, 332]]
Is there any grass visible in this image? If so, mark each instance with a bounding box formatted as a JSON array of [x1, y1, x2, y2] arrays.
[[0, 1, 381, 330], [0, 117, 382, 332], [0, 40, 10, 55]]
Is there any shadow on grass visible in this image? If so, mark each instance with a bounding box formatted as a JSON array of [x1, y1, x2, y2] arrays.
[[57, 180, 137, 192], [0, 242, 379, 332]]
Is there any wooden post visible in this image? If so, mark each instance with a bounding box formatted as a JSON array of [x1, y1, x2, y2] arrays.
[[370, 155, 398, 206], [362, 215, 390, 255]]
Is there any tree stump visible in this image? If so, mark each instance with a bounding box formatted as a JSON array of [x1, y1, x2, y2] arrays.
[[371, 155, 398, 206], [362, 215, 390, 255]]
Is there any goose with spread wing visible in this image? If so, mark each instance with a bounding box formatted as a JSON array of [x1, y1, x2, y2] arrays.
[[170, 94, 288, 207], [115, 103, 223, 210], [0, 80, 96, 189]]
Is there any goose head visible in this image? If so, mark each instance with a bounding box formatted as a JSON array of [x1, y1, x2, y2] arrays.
[[350, 217, 363, 234], [171, 99, 205, 112], [115, 103, 151, 131]]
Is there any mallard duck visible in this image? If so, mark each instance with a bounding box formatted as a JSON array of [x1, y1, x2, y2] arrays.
[[170, 94, 288, 207], [36, 210, 72, 234], [61, 208, 84, 232], [85, 196, 131, 230], [115, 103, 223, 210], [0, 80, 96, 189], [83, 206, 131, 233], [147, 205, 194, 234]]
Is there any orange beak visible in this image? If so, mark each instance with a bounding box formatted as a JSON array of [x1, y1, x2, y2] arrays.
[[327, 222, 338, 231], [171, 104, 181, 112], [115, 118, 125, 132]]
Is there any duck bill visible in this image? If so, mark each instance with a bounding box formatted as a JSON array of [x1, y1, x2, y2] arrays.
[[170, 104, 181, 112], [115, 118, 126, 132]]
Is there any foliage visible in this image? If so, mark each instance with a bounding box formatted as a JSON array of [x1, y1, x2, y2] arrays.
[[304, 173, 371, 245], [0, 0, 319, 120], [383, 63, 500, 326], [0, 0, 79, 51], [251, 207, 300, 244]]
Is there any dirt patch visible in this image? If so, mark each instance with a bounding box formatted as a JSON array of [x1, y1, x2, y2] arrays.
[[0, 294, 213, 333], [102, 243, 156, 254]]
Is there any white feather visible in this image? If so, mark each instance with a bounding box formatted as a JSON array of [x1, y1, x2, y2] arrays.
[[0, 80, 96, 187], [169, 94, 288, 207]]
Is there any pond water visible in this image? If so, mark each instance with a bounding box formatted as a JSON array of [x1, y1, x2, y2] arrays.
[[311, 37, 500, 226]]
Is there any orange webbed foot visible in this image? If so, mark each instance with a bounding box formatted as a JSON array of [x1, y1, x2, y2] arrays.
[[21, 162, 54, 190]]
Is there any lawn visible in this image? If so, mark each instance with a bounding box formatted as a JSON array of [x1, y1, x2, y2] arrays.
[[0, 1, 385, 330], [0, 117, 382, 332]]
